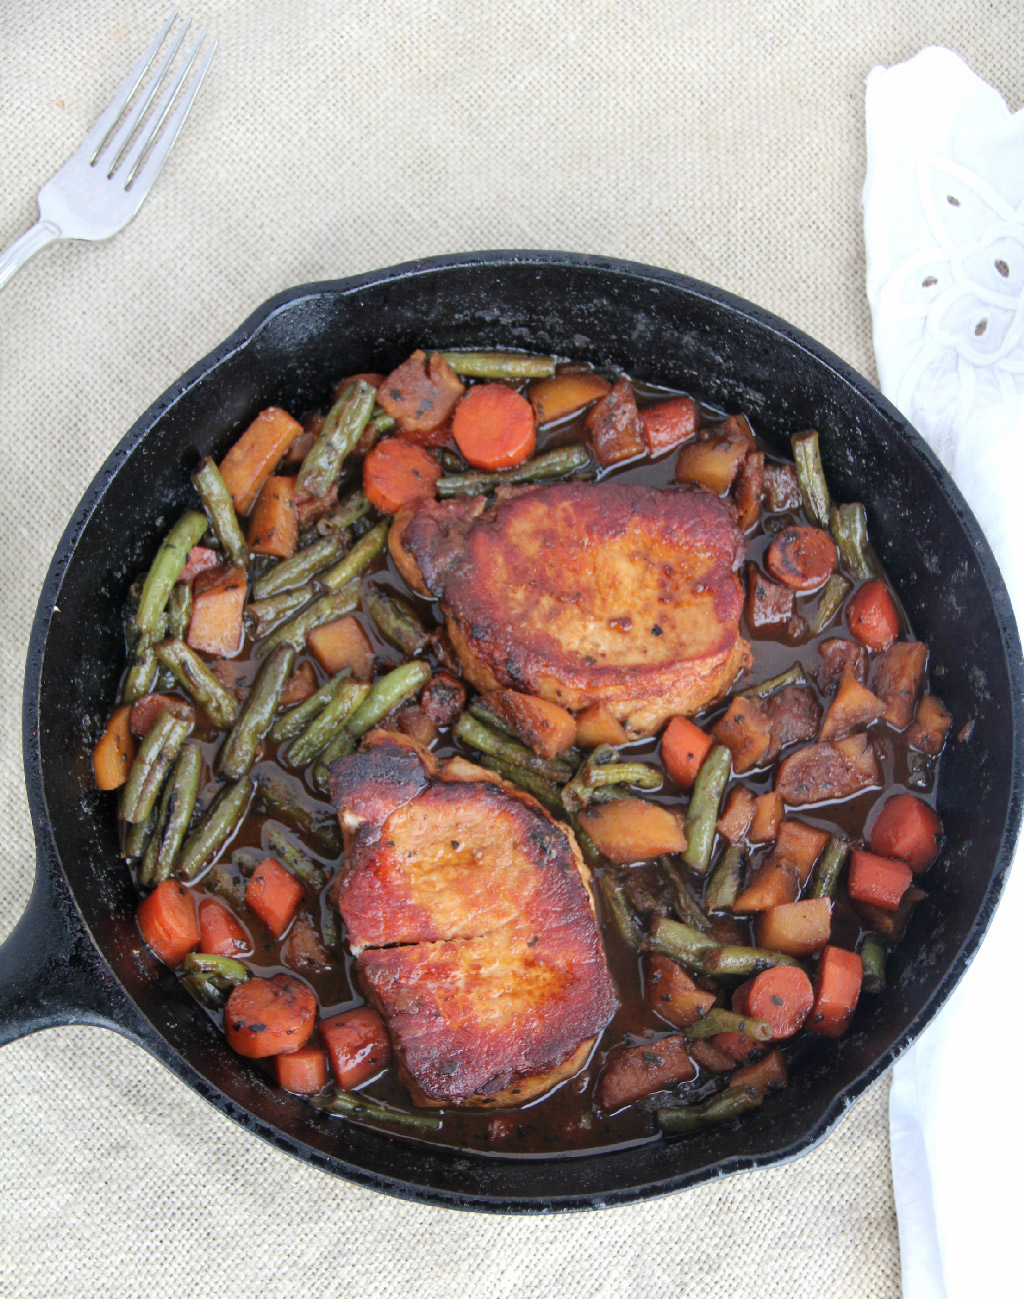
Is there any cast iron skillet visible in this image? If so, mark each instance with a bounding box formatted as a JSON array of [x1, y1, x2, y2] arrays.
[[2, 251, 1021, 1212]]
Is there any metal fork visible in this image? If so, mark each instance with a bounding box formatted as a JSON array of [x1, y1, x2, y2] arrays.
[[0, 12, 216, 292]]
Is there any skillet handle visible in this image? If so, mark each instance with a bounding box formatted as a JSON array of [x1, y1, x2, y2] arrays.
[[0, 862, 139, 1046]]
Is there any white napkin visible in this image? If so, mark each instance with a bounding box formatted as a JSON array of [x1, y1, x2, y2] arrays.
[[864, 47, 1024, 1299]]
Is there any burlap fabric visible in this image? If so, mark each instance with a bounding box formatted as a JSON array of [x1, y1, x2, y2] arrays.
[[2, 3, 1021, 1295]]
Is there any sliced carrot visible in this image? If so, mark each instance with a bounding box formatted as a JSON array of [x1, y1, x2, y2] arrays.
[[363, 438, 440, 514], [868, 793, 941, 873], [845, 579, 899, 651], [321, 1007, 392, 1089], [480, 689, 575, 758], [730, 1047, 788, 1094], [247, 475, 298, 558], [93, 705, 135, 791], [574, 701, 629, 749], [640, 397, 697, 456], [661, 715, 713, 789], [738, 965, 814, 1039], [579, 798, 687, 863], [186, 563, 247, 658], [847, 849, 913, 911], [451, 383, 537, 471], [137, 879, 199, 967], [732, 860, 799, 912], [748, 791, 783, 843], [773, 819, 829, 885], [177, 545, 221, 586], [765, 526, 838, 591], [225, 973, 316, 1058], [306, 614, 374, 680], [129, 693, 193, 736], [219, 407, 304, 515], [754, 898, 832, 956], [717, 787, 756, 843], [528, 371, 610, 424], [197, 897, 252, 958], [280, 662, 318, 709], [275, 1044, 329, 1095], [245, 858, 304, 938], [807, 946, 863, 1038], [644, 953, 717, 1028]]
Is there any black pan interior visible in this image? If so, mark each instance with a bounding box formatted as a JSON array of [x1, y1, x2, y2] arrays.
[[25, 252, 1023, 1210]]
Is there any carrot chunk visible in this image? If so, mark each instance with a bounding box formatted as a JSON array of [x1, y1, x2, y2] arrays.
[[137, 879, 199, 966], [245, 857, 304, 938], [275, 1044, 329, 1095], [186, 563, 247, 657], [847, 849, 913, 911], [451, 383, 537, 471], [225, 973, 316, 1058], [306, 615, 374, 679], [219, 407, 304, 515], [711, 1030, 762, 1063], [197, 897, 252, 958], [845, 579, 899, 651], [868, 793, 942, 873], [738, 965, 814, 1039], [596, 1036, 696, 1110], [687, 1038, 739, 1072], [129, 693, 193, 736], [754, 898, 832, 956], [247, 475, 298, 558], [766, 526, 838, 591], [363, 438, 440, 514], [177, 545, 221, 586], [529, 372, 610, 424], [321, 1006, 392, 1089], [639, 396, 697, 455], [93, 705, 135, 791], [807, 946, 863, 1038], [661, 715, 713, 789]]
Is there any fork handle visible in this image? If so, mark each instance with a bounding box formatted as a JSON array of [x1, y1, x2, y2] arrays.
[[0, 220, 63, 292]]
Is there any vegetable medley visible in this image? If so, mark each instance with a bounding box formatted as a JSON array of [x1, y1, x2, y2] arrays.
[[92, 347, 951, 1152]]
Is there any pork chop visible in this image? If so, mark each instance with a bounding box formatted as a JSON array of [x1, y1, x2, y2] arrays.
[[328, 731, 619, 1107], [389, 481, 750, 735]]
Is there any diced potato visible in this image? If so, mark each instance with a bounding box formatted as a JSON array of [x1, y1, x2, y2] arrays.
[[575, 701, 630, 749], [819, 662, 886, 740], [711, 697, 772, 772], [481, 689, 575, 758], [186, 564, 246, 657], [219, 407, 304, 515], [907, 694, 952, 755], [595, 1036, 695, 1110], [730, 1047, 788, 1093], [748, 791, 783, 843], [773, 820, 829, 884], [247, 475, 298, 558], [579, 798, 687, 863], [306, 615, 374, 679], [529, 371, 610, 424], [732, 860, 799, 912], [675, 424, 753, 495], [871, 641, 928, 729], [754, 899, 832, 955], [717, 787, 755, 843], [645, 953, 717, 1028]]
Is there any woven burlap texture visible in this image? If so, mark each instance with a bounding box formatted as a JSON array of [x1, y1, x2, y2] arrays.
[[2, 2, 1021, 1296]]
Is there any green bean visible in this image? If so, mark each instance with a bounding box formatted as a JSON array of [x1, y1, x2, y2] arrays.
[[436, 444, 592, 497], [311, 1088, 442, 1131], [191, 457, 247, 565], [439, 448, 466, 475], [646, 915, 718, 971], [122, 644, 158, 703], [203, 865, 246, 909], [364, 586, 430, 656], [567, 812, 603, 867], [658, 1086, 763, 1136], [441, 350, 556, 379], [860, 933, 888, 993], [811, 573, 852, 634], [704, 846, 744, 912], [315, 522, 389, 593], [245, 585, 314, 639], [286, 681, 369, 767], [182, 952, 249, 984], [176, 777, 254, 881], [701, 945, 805, 976], [369, 408, 395, 436], [166, 584, 193, 640], [231, 847, 266, 877], [830, 503, 878, 581], [254, 586, 360, 658], [475, 754, 565, 815], [269, 668, 352, 743], [155, 637, 239, 730], [123, 806, 156, 861], [253, 769, 342, 856], [217, 646, 295, 781], [660, 857, 713, 933], [251, 535, 346, 600], [135, 510, 210, 638], [599, 874, 643, 947], [738, 664, 807, 698], [808, 837, 851, 900], [791, 429, 831, 528], [139, 742, 202, 886], [297, 380, 377, 499], [454, 712, 573, 784], [312, 733, 357, 791], [316, 488, 373, 536], [181, 973, 230, 1006], [119, 709, 191, 825], [625, 876, 665, 919], [320, 904, 341, 952], [682, 1009, 772, 1041], [345, 661, 432, 738], [467, 699, 521, 740], [561, 754, 661, 811], [682, 745, 731, 874], [261, 823, 326, 890]]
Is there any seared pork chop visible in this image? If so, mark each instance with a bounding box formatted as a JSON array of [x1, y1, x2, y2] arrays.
[[390, 481, 749, 735], [329, 732, 619, 1106]]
